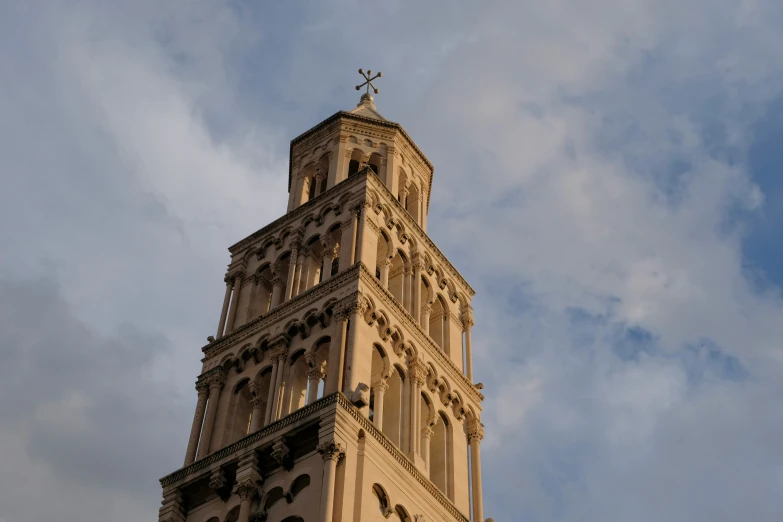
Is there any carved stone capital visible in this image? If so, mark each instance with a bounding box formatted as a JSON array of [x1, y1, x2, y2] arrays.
[[421, 426, 434, 440], [268, 333, 290, 352], [467, 418, 485, 443], [195, 380, 210, 395], [317, 440, 345, 462], [233, 478, 259, 501], [408, 359, 428, 386], [461, 308, 475, 328], [206, 372, 226, 391], [372, 379, 389, 393], [249, 395, 265, 408]]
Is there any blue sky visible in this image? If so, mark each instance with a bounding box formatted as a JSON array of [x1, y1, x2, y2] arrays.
[[1, 1, 782, 521]]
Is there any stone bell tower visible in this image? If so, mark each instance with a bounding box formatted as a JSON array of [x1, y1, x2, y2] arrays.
[[158, 70, 489, 522]]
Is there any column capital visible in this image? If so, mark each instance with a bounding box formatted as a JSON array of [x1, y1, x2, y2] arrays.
[[195, 380, 210, 395], [307, 366, 325, 380], [421, 425, 434, 440], [409, 358, 428, 386], [372, 379, 389, 393], [317, 439, 345, 462], [467, 418, 485, 443], [198, 367, 226, 391], [461, 308, 475, 328], [268, 333, 290, 351], [233, 478, 259, 501]]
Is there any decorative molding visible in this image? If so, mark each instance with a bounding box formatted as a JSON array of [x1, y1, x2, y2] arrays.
[[357, 264, 484, 404]]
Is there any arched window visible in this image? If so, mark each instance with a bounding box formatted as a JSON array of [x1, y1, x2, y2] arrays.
[[372, 483, 392, 517], [383, 365, 406, 448], [430, 411, 454, 499], [281, 350, 308, 416], [307, 176, 316, 201], [228, 378, 253, 443], [331, 257, 339, 276], [348, 149, 363, 178], [395, 505, 412, 522]]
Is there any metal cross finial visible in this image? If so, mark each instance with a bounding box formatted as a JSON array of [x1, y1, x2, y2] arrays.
[[356, 68, 383, 95]]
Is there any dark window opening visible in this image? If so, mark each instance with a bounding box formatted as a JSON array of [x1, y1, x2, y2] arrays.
[[348, 160, 360, 177]]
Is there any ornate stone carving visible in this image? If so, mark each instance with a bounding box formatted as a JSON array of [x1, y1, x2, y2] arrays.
[[270, 437, 293, 471], [206, 372, 226, 390], [233, 478, 259, 501], [467, 418, 485, 443], [409, 359, 428, 386], [349, 382, 370, 408], [372, 379, 389, 393], [317, 439, 345, 462]]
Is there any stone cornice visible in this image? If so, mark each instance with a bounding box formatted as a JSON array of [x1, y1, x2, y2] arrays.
[[201, 264, 361, 361], [358, 263, 483, 405], [228, 170, 367, 255], [288, 111, 434, 192], [366, 173, 475, 297], [159, 393, 469, 522]]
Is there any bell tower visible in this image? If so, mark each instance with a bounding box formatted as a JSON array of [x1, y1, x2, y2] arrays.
[[158, 71, 489, 522]]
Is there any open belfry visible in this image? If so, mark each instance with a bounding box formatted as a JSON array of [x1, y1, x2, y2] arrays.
[[158, 71, 488, 522]]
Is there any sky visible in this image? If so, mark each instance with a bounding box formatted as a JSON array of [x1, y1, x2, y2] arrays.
[[1, 1, 782, 521]]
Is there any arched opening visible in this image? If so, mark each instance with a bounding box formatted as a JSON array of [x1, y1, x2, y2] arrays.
[[388, 250, 408, 307], [406, 182, 421, 222], [369, 344, 387, 423], [348, 149, 363, 177], [322, 222, 342, 280], [369, 153, 382, 176], [228, 378, 253, 443], [372, 483, 392, 517], [317, 154, 330, 194], [394, 505, 412, 522], [420, 393, 433, 469], [225, 505, 240, 522], [251, 263, 273, 319], [252, 366, 273, 430], [282, 350, 308, 416], [307, 175, 316, 201], [431, 411, 453, 499], [383, 365, 406, 449], [276, 253, 291, 305], [429, 295, 448, 352], [306, 337, 330, 403]]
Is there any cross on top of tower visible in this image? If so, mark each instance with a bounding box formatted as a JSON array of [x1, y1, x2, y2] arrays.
[[356, 68, 382, 95]]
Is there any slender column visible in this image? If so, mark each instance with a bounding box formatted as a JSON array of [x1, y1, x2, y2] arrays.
[[329, 138, 348, 188], [183, 382, 209, 465], [409, 359, 427, 458], [264, 357, 280, 425], [468, 419, 485, 522], [372, 380, 388, 430], [421, 188, 428, 231], [235, 482, 256, 522], [284, 240, 300, 301], [315, 171, 326, 196], [386, 146, 399, 199], [321, 247, 335, 282], [343, 299, 368, 394], [270, 275, 283, 308], [462, 310, 475, 381], [271, 354, 287, 421], [400, 186, 409, 210], [349, 209, 359, 265], [294, 253, 306, 296], [317, 440, 345, 522], [355, 205, 367, 264], [248, 382, 265, 432], [338, 217, 355, 272], [404, 265, 414, 314], [401, 373, 410, 454], [307, 367, 324, 404], [422, 426, 434, 472], [413, 259, 423, 325], [422, 304, 432, 335], [380, 258, 391, 289], [225, 272, 244, 334], [243, 276, 258, 323], [280, 363, 295, 417], [217, 278, 232, 337], [326, 311, 348, 394], [196, 372, 225, 460]]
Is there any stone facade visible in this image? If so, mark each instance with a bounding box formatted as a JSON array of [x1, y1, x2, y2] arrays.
[[158, 94, 488, 522]]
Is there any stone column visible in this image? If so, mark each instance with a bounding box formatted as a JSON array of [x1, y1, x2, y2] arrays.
[[217, 278, 232, 338], [235, 481, 257, 522], [196, 372, 225, 460], [386, 146, 399, 199], [399, 186, 409, 210], [329, 137, 348, 188], [338, 217, 356, 272], [315, 171, 326, 196], [225, 272, 244, 334], [270, 275, 283, 308], [468, 418, 485, 522], [271, 352, 287, 421], [404, 265, 414, 314], [343, 298, 368, 394], [294, 252, 306, 296], [354, 205, 367, 264], [307, 366, 324, 404], [317, 440, 345, 522], [412, 258, 423, 325], [248, 382, 265, 433], [380, 258, 391, 289], [422, 425, 433, 472], [372, 380, 388, 430], [264, 357, 279, 425], [421, 187, 428, 231], [243, 276, 258, 324], [325, 309, 348, 394], [321, 246, 335, 282], [280, 362, 295, 417], [409, 359, 427, 458], [462, 309, 475, 381], [285, 239, 300, 302], [421, 304, 432, 335], [183, 382, 209, 465]]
